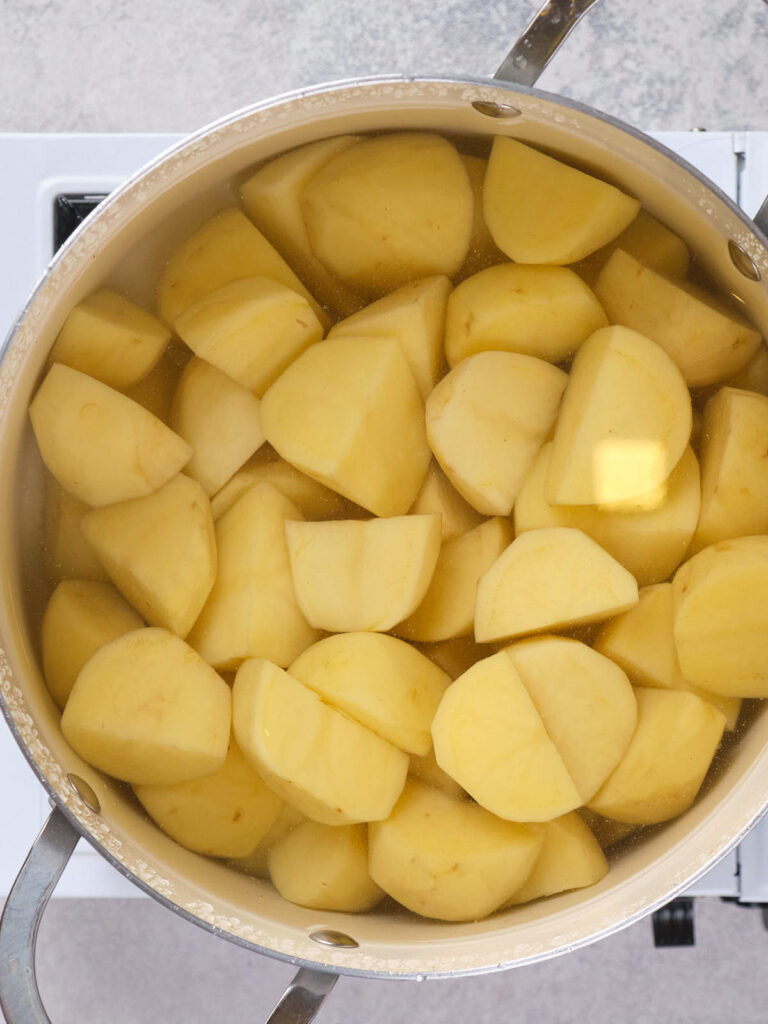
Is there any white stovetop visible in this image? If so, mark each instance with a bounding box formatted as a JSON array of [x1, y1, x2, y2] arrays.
[[0, 130, 766, 900]]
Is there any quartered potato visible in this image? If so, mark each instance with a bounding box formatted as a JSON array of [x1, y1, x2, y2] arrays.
[[43, 479, 108, 583], [409, 461, 484, 541], [456, 153, 504, 279], [573, 209, 690, 287]]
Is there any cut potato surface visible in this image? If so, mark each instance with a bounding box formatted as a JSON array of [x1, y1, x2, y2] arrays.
[[692, 387, 768, 552], [503, 812, 608, 906], [156, 207, 325, 327], [261, 334, 430, 517], [431, 652, 581, 821], [173, 277, 324, 398], [51, 288, 171, 390], [268, 821, 383, 912], [589, 688, 726, 824], [505, 637, 637, 803], [42, 580, 144, 709], [286, 515, 441, 633], [134, 738, 284, 858], [515, 443, 701, 587], [595, 249, 762, 386], [302, 132, 473, 295], [29, 364, 192, 508], [43, 480, 108, 583], [233, 659, 408, 825], [396, 517, 513, 642], [187, 482, 319, 670], [445, 263, 607, 367], [546, 325, 692, 507], [574, 210, 690, 287], [408, 748, 467, 800], [368, 781, 543, 921], [426, 351, 567, 515], [328, 275, 451, 398], [456, 153, 503, 279], [228, 803, 305, 880], [124, 339, 191, 422], [61, 628, 231, 786], [409, 462, 484, 541], [673, 536, 768, 697], [240, 134, 365, 316], [416, 635, 495, 680], [484, 136, 640, 264], [725, 345, 768, 395], [82, 474, 216, 639], [289, 632, 450, 755], [475, 527, 638, 643], [578, 808, 639, 850]]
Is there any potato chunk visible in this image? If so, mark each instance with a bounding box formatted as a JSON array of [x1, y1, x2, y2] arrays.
[[574, 210, 690, 287], [228, 803, 305, 879], [691, 387, 768, 551], [233, 659, 408, 825], [302, 132, 473, 295], [408, 748, 466, 800], [29, 364, 191, 507], [445, 264, 607, 366], [426, 351, 567, 515], [483, 137, 640, 264], [503, 813, 608, 906], [515, 443, 701, 587], [268, 822, 383, 913], [396, 517, 513, 642], [409, 462, 484, 541], [61, 627, 231, 786], [82, 474, 216, 639], [173, 277, 324, 398], [285, 515, 441, 633], [187, 482, 319, 670], [124, 340, 191, 421], [672, 536, 768, 697], [134, 738, 284, 858], [594, 583, 741, 729], [368, 781, 543, 921], [475, 527, 638, 643], [43, 479, 108, 583], [588, 688, 725, 824], [170, 358, 265, 496], [505, 637, 637, 802], [456, 153, 503, 279], [42, 580, 143, 709], [546, 326, 692, 507], [261, 335, 430, 517], [595, 249, 762, 386], [156, 207, 325, 326], [240, 135, 365, 316], [289, 632, 449, 755], [328, 275, 451, 398], [431, 652, 581, 821], [50, 289, 171, 390]]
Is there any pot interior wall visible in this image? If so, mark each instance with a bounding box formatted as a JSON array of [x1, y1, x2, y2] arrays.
[[2, 77, 768, 978]]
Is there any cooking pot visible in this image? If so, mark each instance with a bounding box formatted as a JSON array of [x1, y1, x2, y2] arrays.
[[2, 1, 768, 1020]]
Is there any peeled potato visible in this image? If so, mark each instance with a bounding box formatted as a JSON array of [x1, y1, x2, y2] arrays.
[[82, 474, 216, 639], [232, 658, 408, 825], [134, 738, 284, 858], [173, 277, 324, 398], [502, 812, 608, 906], [285, 515, 441, 633], [595, 248, 762, 386], [396, 517, 514, 642], [289, 632, 450, 755], [725, 345, 768, 396], [124, 340, 191, 421], [187, 482, 319, 670], [416, 635, 495, 680], [431, 651, 581, 821], [546, 325, 692, 507], [228, 803, 305, 879], [573, 209, 690, 287], [61, 627, 231, 786], [301, 132, 473, 295], [409, 462, 484, 541], [29, 364, 191, 508], [240, 134, 365, 316], [41, 580, 143, 709], [261, 334, 430, 517], [578, 808, 639, 850], [589, 688, 726, 824], [445, 263, 607, 367], [515, 443, 701, 587], [426, 351, 567, 515], [483, 136, 640, 264], [408, 748, 466, 800], [50, 288, 171, 390], [672, 536, 768, 697], [268, 821, 383, 913], [368, 781, 543, 921], [43, 479, 108, 583], [475, 527, 638, 644], [456, 153, 504, 279]]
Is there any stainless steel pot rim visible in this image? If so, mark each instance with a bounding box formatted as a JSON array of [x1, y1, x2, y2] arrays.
[[2, 72, 768, 981]]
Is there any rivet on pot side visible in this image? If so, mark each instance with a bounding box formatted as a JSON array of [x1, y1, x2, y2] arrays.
[[309, 929, 359, 949], [470, 100, 522, 119], [66, 773, 101, 814], [728, 239, 761, 282]]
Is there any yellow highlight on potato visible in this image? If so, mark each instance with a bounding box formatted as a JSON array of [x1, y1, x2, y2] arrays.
[[593, 438, 668, 510]]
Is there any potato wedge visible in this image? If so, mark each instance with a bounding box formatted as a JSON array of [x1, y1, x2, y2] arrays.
[[573, 210, 690, 287], [228, 803, 305, 879], [455, 153, 504, 279], [43, 479, 108, 583], [409, 462, 484, 541]]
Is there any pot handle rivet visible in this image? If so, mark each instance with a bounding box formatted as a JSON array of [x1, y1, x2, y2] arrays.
[[66, 773, 101, 814], [728, 240, 762, 282], [309, 928, 359, 949], [470, 100, 522, 119]]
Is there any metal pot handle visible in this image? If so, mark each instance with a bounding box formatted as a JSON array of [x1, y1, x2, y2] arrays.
[[0, 806, 336, 1024], [494, 0, 603, 86]]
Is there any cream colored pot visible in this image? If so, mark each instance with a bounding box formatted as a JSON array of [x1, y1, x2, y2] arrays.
[[1, 2, 768, 1021]]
